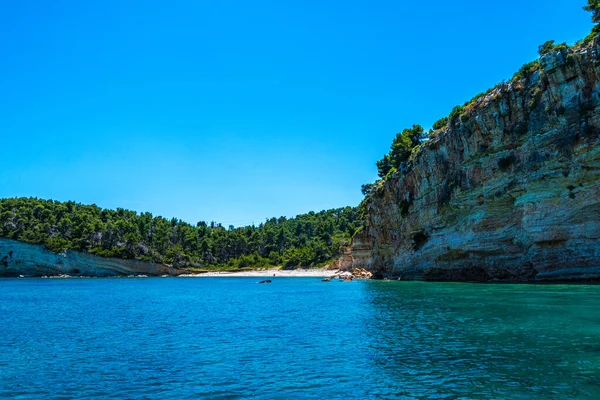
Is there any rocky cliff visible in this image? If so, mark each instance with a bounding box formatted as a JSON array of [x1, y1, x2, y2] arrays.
[[352, 37, 600, 282], [0, 238, 186, 277]]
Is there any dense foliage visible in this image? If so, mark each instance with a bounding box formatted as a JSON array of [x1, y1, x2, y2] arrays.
[[0, 197, 361, 270], [376, 125, 424, 178]]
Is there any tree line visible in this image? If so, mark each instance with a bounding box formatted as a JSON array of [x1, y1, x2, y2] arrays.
[[0, 197, 361, 270]]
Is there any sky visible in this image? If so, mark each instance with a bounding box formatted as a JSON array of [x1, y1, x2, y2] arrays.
[[0, 0, 592, 227]]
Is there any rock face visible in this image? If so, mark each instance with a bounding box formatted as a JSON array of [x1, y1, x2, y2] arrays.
[[0, 238, 186, 277], [353, 38, 600, 282], [327, 245, 354, 271]]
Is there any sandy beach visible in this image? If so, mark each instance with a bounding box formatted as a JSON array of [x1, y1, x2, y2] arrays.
[[181, 268, 335, 278]]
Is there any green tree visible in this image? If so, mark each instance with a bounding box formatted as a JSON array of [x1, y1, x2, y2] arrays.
[[585, 0, 600, 23], [376, 154, 393, 178], [389, 125, 423, 169], [0, 197, 361, 270]]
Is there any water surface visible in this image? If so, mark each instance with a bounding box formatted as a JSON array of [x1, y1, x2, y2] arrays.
[[1, 278, 599, 399]]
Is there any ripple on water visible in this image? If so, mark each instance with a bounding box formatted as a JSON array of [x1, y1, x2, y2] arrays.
[[1, 278, 600, 399]]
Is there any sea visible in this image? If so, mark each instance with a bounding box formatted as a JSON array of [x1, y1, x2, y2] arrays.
[[1, 277, 599, 399]]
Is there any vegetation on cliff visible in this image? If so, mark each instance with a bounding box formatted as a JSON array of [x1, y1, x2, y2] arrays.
[[0, 197, 360, 270], [358, 1, 600, 225], [375, 125, 424, 179], [351, 1, 600, 281]]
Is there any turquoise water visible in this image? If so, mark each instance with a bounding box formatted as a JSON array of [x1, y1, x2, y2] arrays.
[[1, 278, 599, 399]]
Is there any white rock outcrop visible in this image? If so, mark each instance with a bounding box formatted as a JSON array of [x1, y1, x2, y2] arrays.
[[0, 238, 184, 277]]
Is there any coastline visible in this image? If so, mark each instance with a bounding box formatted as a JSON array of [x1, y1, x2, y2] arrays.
[[4, 268, 342, 279], [181, 268, 334, 278]]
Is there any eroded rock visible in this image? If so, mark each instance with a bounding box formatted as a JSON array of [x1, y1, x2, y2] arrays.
[[351, 39, 600, 282]]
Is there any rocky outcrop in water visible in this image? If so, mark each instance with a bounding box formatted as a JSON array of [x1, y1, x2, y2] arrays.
[[352, 37, 600, 282], [0, 238, 186, 277]]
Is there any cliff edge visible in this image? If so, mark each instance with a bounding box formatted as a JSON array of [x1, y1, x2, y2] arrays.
[[353, 37, 600, 282]]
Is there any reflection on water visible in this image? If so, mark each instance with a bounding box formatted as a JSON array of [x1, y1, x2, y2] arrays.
[[0, 278, 599, 399], [360, 281, 600, 398]]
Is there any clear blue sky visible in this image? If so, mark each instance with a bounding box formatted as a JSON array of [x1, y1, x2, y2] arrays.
[[0, 0, 592, 227]]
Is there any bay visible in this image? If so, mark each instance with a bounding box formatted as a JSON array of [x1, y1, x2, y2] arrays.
[[1, 278, 599, 399]]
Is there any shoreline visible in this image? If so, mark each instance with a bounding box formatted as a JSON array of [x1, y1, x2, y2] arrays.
[[180, 268, 335, 278], [2, 268, 341, 279]]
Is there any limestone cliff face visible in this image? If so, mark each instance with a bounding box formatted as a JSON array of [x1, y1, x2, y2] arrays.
[[0, 238, 185, 277], [353, 38, 600, 282]]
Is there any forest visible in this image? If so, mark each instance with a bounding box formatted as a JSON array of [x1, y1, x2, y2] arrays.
[[0, 197, 360, 270]]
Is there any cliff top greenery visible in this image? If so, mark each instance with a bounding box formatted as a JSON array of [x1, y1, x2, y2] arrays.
[[359, 1, 599, 211], [0, 197, 361, 270]]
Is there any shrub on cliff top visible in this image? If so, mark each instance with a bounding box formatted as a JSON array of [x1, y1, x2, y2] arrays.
[[470, 87, 495, 105], [432, 117, 449, 130], [449, 105, 466, 123], [390, 125, 422, 166], [429, 87, 495, 137], [585, 0, 600, 23], [376, 125, 423, 178], [578, 1, 600, 46], [511, 60, 542, 82], [538, 40, 569, 56]]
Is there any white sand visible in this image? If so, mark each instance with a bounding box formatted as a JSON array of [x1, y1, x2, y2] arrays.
[[180, 268, 335, 278]]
